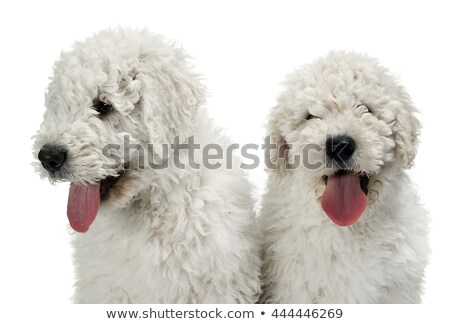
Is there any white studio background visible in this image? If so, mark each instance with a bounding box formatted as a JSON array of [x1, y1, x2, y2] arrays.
[[0, 0, 448, 313]]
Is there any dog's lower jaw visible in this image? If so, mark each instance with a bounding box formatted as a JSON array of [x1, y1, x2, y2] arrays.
[[100, 170, 126, 201], [322, 171, 370, 195]]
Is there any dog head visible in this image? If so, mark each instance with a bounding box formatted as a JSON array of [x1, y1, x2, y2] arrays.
[[33, 28, 205, 232], [267, 51, 420, 226]]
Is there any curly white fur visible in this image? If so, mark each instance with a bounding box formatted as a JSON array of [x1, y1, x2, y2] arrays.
[[33, 28, 261, 303], [260, 52, 429, 303]]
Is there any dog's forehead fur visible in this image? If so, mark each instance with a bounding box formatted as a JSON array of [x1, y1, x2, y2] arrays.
[[45, 29, 189, 116], [37, 28, 205, 141], [278, 52, 406, 121]]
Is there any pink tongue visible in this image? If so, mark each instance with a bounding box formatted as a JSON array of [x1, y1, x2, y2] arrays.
[[67, 182, 100, 233], [321, 173, 367, 226]]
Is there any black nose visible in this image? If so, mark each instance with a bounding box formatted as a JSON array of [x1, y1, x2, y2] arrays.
[[38, 146, 67, 172], [326, 135, 356, 166]]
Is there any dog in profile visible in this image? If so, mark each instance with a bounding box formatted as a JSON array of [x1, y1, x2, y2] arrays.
[[33, 28, 261, 303], [260, 52, 429, 303]]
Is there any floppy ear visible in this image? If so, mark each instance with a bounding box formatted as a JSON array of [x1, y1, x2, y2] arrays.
[[160, 66, 206, 141], [392, 93, 421, 168], [266, 109, 290, 178], [135, 51, 206, 146]]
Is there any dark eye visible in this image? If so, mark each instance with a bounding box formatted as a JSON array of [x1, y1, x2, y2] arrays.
[[305, 113, 318, 120], [92, 99, 114, 114]]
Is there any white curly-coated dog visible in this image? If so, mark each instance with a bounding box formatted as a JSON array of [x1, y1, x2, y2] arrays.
[[33, 28, 261, 303], [260, 52, 429, 303]]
